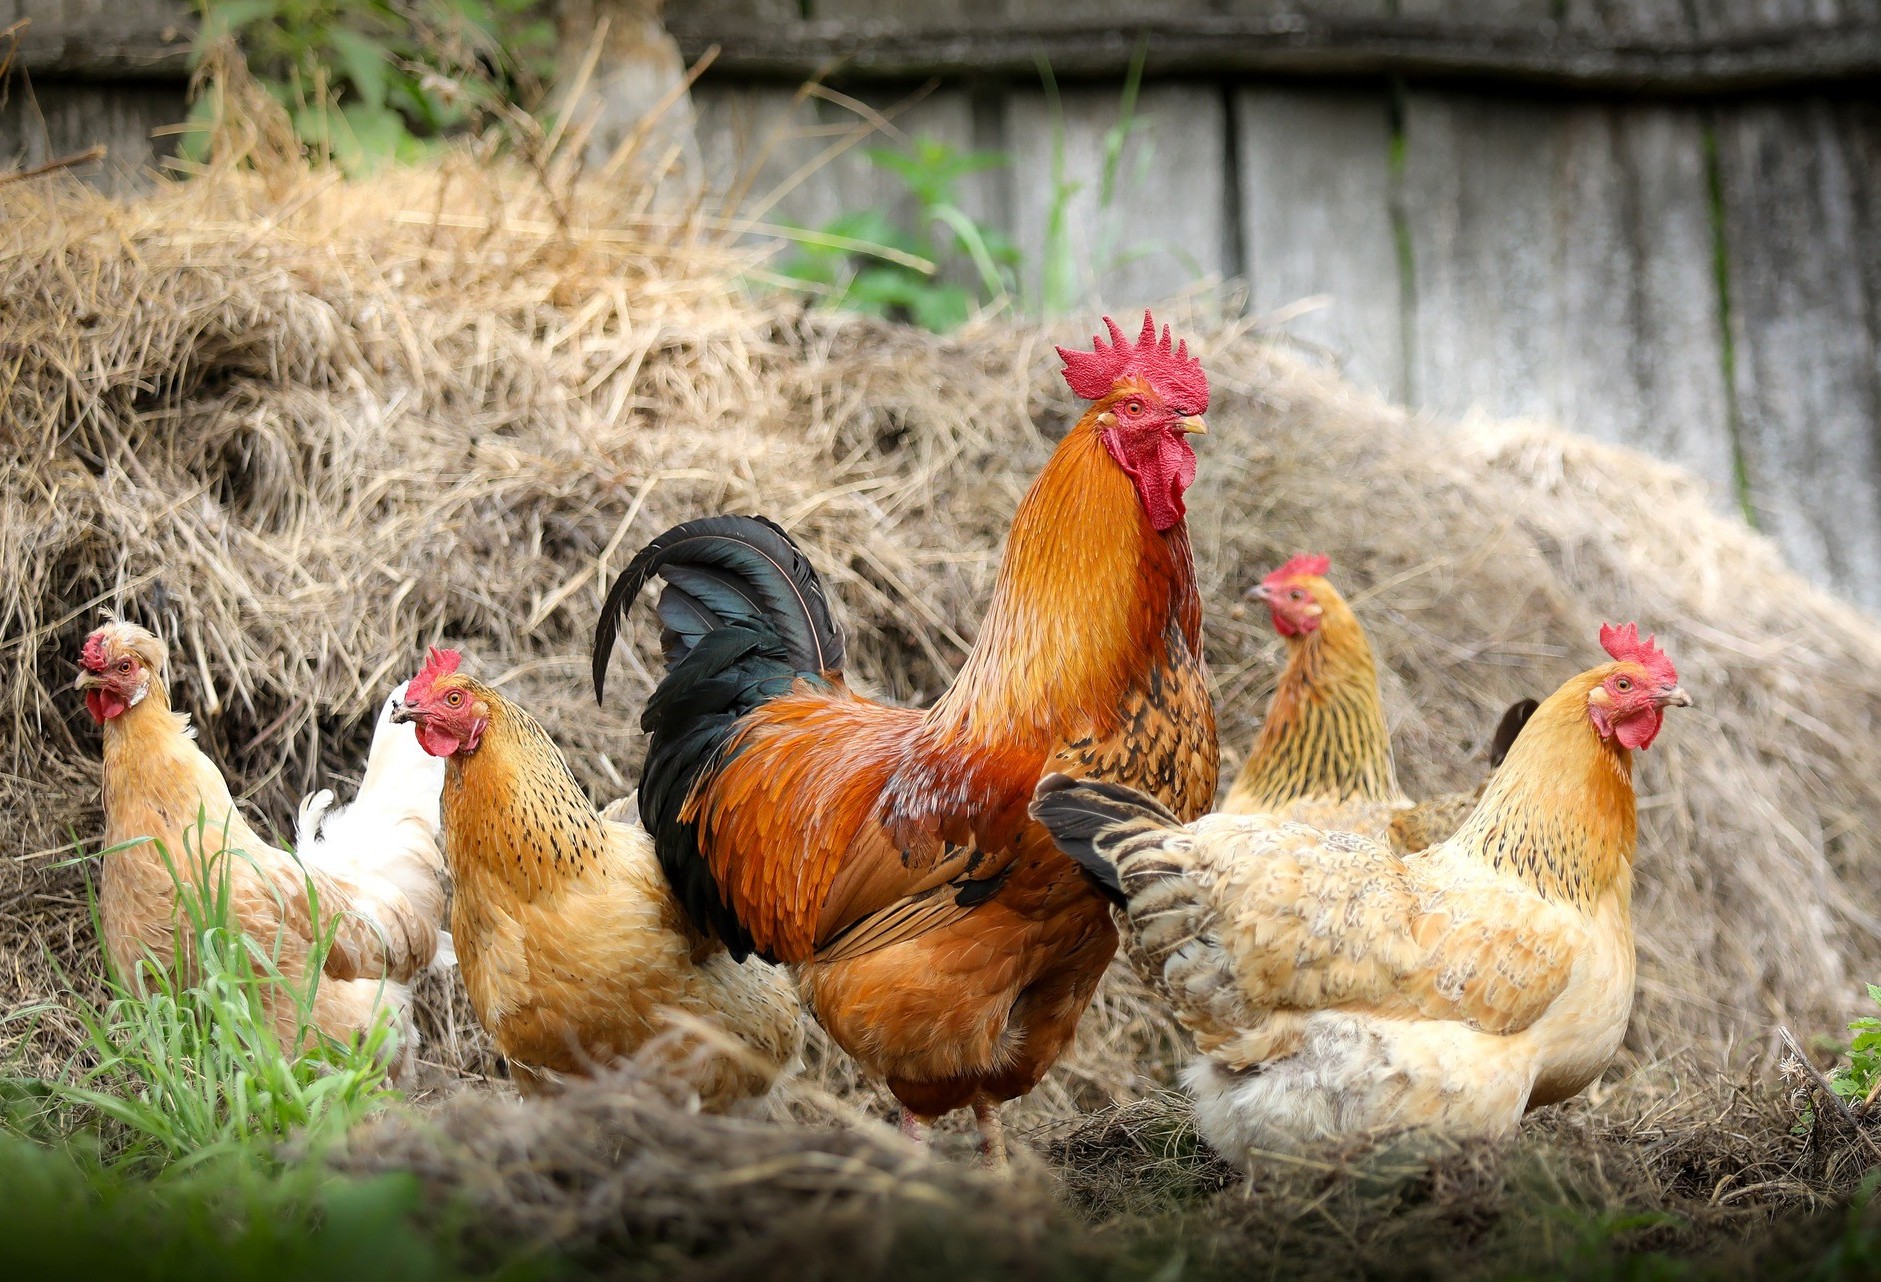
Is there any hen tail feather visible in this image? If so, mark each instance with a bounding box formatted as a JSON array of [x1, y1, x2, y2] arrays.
[[1488, 698, 1540, 769], [1029, 774, 1186, 908]]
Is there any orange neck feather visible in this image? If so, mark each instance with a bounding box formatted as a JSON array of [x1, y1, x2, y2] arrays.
[[1453, 670, 1638, 908], [440, 690, 609, 901], [926, 416, 1201, 754]]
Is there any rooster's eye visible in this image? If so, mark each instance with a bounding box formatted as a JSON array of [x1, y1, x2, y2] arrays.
[[1614, 677, 1632, 692], [446, 691, 463, 707], [1125, 400, 1143, 416]]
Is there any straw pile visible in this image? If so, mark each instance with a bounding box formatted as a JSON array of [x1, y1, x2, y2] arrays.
[[4, 106, 1881, 1274]]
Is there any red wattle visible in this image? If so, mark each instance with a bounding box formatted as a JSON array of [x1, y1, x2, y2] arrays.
[[1615, 709, 1662, 751], [85, 688, 127, 722], [1102, 427, 1197, 532], [1589, 702, 1661, 751], [415, 722, 462, 758]]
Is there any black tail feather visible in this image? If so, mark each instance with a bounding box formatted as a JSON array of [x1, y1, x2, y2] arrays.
[[591, 516, 843, 961], [1488, 697, 1540, 769], [1028, 774, 1184, 909], [591, 514, 844, 706]]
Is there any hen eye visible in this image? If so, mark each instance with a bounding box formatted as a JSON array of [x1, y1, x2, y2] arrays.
[[1614, 677, 1632, 692], [117, 658, 133, 673], [446, 691, 464, 707], [1289, 590, 1305, 601]]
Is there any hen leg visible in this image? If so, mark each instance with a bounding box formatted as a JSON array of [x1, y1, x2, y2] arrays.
[[973, 1101, 1007, 1169], [899, 1107, 930, 1148]]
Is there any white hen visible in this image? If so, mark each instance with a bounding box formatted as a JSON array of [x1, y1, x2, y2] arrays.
[[294, 680, 453, 976]]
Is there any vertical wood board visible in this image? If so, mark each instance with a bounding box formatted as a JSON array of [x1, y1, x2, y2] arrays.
[[1716, 98, 1881, 606], [1400, 93, 1736, 505], [1005, 82, 1228, 313], [1234, 86, 1404, 401], [0, 80, 184, 191]]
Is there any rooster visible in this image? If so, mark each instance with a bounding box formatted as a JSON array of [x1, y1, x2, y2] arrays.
[[1225, 554, 1535, 853], [75, 621, 447, 1077], [1032, 623, 1689, 1164], [592, 313, 1221, 1161], [392, 648, 802, 1104]]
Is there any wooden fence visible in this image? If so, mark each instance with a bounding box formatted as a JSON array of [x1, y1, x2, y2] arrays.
[[7, 0, 1881, 606]]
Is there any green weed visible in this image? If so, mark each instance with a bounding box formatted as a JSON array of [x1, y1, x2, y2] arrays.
[[6, 812, 400, 1169], [188, 0, 556, 171], [773, 134, 1017, 332]]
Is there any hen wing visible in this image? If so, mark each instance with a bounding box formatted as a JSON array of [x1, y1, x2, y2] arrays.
[[1108, 812, 1580, 1065]]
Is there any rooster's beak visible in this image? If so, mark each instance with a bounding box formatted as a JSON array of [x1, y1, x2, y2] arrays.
[[1657, 685, 1692, 709], [389, 700, 416, 725], [1179, 415, 1207, 435], [1245, 583, 1272, 603]]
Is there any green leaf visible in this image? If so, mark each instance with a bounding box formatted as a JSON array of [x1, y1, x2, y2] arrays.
[[335, 104, 409, 170], [328, 28, 390, 111]]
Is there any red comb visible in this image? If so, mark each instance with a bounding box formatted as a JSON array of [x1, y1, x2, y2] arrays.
[[1056, 311, 1209, 414], [408, 647, 462, 703], [1267, 553, 1331, 584], [1599, 623, 1677, 686], [80, 631, 109, 673]]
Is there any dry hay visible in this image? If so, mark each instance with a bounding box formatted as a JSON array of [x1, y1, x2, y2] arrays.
[[328, 1054, 1879, 1280], [3, 128, 1881, 1273]]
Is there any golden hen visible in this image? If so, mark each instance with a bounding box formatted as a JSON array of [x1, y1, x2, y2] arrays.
[[393, 649, 802, 1105], [1033, 623, 1689, 1165]]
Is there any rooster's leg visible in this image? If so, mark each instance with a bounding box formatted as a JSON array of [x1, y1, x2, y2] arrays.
[[973, 1101, 1007, 1169], [899, 1107, 929, 1147]]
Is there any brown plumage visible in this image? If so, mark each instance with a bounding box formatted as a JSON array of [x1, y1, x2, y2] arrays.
[[1033, 625, 1690, 1165], [1224, 557, 1534, 853], [396, 653, 802, 1106], [77, 621, 446, 1078]]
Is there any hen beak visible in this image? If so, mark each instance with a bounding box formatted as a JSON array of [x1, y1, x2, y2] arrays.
[[1179, 415, 1208, 436], [389, 699, 416, 725], [1657, 685, 1692, 709], [73, 669, 104, 692], [1245, 583, 1272, 602]]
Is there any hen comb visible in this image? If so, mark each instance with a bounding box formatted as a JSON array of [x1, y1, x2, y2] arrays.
[[1599, 622, 1677, 686], [1267, 553, 1332, 584], [408, 647, 463, 703], [1056, 311, 1210, 414], [80, 630, 109, 673]]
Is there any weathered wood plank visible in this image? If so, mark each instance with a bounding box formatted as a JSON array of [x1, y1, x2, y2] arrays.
[[669, 14, 1881, 91], [1005, 82, 1226, 312], [1716, 98, 1881, 607], [1234, 87, 1403, 401], [691, 82, 1002, 279], [3, 0, 194, 76], [0, 78, 184, 190], [1400, 93, 1736, 502]]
